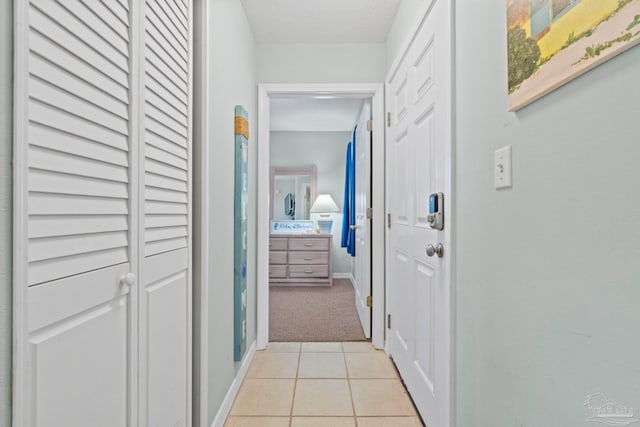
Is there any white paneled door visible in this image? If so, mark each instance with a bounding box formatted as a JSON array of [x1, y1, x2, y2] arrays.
[[354, 100, 372, 338], [140, 3, 192, 426], [14, 1, 192, 426], [386, 0, 452, 425]]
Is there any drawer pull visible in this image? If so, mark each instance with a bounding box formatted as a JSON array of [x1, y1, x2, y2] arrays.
[[304, 258, 313, 261], [304, 243, 313, 247], [304, 270, 313, 274]]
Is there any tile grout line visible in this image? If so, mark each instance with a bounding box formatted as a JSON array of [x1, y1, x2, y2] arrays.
[[342, 343, 359, 427], [288, 345, 301, 427]]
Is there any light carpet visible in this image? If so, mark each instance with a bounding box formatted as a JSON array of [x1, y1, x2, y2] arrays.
[[269, 278, 367, 342]]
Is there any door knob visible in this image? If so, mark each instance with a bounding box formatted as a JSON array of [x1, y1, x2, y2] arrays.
[[426, 243, 444, 258], [120, 272, 136, 287]]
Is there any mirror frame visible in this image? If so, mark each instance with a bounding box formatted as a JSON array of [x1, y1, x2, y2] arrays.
[[269, 166, 317, 220]]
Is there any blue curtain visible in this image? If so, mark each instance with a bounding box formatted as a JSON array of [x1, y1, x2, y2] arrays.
[[341, 127, 357, 256], [340, 142, 352, 249]]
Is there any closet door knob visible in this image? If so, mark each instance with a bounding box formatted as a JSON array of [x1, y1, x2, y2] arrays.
[[120, 272, 136, 287]]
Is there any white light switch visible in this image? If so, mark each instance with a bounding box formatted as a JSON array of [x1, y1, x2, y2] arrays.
[[494, 145, 512, 189]]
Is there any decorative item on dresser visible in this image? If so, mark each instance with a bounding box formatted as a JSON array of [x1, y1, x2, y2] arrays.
[[269, 234, 333, 287]]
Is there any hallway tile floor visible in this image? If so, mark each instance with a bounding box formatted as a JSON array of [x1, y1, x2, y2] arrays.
[[224, 342, 424, 427]]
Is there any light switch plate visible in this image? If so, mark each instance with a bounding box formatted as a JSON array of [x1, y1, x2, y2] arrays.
[[494, 145, 512, 189]]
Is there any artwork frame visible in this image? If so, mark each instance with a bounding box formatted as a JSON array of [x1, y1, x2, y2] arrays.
[[507, 0, 640, 111]]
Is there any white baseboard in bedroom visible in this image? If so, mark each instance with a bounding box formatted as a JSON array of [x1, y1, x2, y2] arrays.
[[210, 341, 256, 427], [333, 273, 356, 287]]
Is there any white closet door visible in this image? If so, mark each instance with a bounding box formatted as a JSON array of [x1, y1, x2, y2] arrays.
[[139, 1, 192, 426], [17, 1, 137, 425], [15, 1, 192, 426]]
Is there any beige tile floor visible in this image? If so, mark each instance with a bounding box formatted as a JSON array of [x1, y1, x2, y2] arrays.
[[225, 342, 424, 427]]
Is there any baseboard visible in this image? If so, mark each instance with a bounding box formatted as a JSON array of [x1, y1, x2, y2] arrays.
[[209, 341, 257, 427], [333, 272, 354, 280]]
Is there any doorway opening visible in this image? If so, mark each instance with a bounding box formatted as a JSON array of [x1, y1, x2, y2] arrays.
[[257, 84, 386, 350]]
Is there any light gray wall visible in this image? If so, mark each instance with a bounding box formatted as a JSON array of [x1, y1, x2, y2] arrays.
[[385, 0, 425, 69], [270, 131, 354, 275], [0, 0, 12, 424], [257, 43, 386, 83], [205, 0, 257, 424], [454, 2, 640, 426]]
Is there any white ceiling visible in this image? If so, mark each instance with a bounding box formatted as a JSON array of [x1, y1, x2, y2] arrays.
[[240, 0, 402, 43], [270, 97, 365, 132]]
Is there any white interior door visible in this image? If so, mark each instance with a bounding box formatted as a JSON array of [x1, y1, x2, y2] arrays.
[[15, 1, 192, 425], [139, 1, 192, 426], [17, 1, 137, 425], [386, 0, 453, 425], [354, 100, 372, 338]]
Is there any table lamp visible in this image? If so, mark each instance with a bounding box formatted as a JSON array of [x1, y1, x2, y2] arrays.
[[310, 194, 340, 234]]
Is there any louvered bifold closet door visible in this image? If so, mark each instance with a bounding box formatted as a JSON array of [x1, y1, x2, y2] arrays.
[[17, 1, 137, 426], [139, 1, 192, 426]]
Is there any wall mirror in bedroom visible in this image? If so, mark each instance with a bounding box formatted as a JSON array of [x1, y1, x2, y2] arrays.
[[270, 166, 317, 221]]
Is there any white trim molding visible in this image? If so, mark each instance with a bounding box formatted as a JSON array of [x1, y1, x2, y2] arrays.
[[12, 1, 28, 424], [193, 0, 210, 424], [209, 342, 257, 427], [257, 83, 386, 350], [332, 273, 355, 280]]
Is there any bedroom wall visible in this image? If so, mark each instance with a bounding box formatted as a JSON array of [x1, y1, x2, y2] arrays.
[[0, 0, 12, 424], [270, 131, 354, 275]]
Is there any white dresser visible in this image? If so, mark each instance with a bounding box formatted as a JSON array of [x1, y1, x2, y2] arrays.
[[269, 234, 333, 286]]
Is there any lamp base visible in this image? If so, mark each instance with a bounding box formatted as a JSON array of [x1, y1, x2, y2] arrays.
[[316, 218, 333, 234]]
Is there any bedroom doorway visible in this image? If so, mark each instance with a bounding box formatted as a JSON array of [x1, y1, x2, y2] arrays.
[[257, 84, 385, 349]]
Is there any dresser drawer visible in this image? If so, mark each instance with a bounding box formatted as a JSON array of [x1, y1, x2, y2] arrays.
[[269, 265, 287, 278], [269, 238, 287, 251], [269, 251, 287, 265], [288, 251, 329, 265], [288, 265, 329, 278], [288, 237, 329, 251]]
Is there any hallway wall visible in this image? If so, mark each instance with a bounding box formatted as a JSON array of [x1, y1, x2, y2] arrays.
[[0, 0, 12, 424], [257, 43, 386, 83], [453, 2, 640, 426], [203, 0, 258, 425], [385, 0, 424, 67]]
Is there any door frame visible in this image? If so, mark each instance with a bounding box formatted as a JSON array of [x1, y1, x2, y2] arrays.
[[384, 0, 456, 424], [256, 83, 386, 350]]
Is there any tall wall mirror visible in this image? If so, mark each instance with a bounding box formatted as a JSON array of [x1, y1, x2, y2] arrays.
[[270, 166, 317, 221]]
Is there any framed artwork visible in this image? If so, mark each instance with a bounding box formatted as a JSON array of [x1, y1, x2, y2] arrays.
[[507, 0, 640, 111]]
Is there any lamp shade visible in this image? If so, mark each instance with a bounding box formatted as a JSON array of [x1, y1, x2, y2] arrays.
[[310, 194, 339, 214]]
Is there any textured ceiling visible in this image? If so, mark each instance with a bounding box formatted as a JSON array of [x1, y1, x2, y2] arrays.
[[240, 0, 402, 43], [270, 97, 366, 132]]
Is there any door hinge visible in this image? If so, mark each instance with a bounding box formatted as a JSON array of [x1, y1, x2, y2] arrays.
[[387, 314, 391, 329], [387, 213, 391, 229], [366, 295, 372, 307], [366, 207, 373, 219], [386, 112, 391, 127], [366, 119, 373, 132]]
